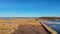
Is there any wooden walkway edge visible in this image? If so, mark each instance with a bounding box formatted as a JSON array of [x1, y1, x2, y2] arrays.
[[40, 22, 58, 34]]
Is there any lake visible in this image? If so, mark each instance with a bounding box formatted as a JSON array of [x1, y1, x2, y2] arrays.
[[45, 20, 60, 34]]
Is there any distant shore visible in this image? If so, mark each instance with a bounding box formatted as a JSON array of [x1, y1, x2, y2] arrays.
[[39, 17, 60, 20]]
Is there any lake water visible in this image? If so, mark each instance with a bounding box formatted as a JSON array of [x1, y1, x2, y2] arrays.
[[48, 20, 60, 22], [47, 24, 60, 34], [46, 20, 60, 34]]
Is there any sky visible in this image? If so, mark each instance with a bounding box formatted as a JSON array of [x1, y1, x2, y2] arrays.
[[0, 0, 60, 17]]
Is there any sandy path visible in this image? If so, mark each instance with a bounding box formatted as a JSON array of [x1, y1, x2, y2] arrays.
[[12, 24, 49, 34]]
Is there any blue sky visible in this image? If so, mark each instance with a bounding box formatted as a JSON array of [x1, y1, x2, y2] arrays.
[[0, 0, 60, 17]]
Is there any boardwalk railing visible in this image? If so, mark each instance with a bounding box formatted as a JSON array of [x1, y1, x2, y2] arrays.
[[40, 22, 58, 34]]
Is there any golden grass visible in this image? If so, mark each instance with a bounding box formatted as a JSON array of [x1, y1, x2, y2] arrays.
[[0, 18, 40, 34]]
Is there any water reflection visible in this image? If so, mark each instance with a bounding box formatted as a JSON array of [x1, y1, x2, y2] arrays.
[[44, 20, 60, 34]]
